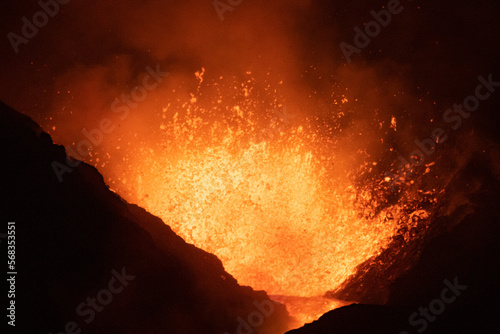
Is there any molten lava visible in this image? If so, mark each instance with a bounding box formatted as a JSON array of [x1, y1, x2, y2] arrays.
[[63, 70, 436, 328]]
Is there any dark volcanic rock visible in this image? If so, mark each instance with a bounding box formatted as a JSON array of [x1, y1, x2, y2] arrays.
[[0, 101, 290, 334], [287, 144, 500, 333], [287, 304, 412, 334]]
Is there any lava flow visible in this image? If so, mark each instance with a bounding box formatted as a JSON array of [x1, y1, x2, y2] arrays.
[[59, 69, 438, 328]]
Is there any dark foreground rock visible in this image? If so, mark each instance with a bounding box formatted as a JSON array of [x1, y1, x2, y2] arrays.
[[288, 141, 500, 333], [0, 101, 290, 334]]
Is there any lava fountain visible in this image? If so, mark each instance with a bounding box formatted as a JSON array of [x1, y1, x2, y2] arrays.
[[54, 69, 437, 328]]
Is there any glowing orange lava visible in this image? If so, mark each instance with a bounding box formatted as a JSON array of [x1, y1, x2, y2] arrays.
[[71, 70, 435, 328]]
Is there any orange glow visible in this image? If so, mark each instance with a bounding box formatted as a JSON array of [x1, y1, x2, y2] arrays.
[[74, 70, 436, 328], [133, 128, 402, 297], [271, 295, 351, 328]]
